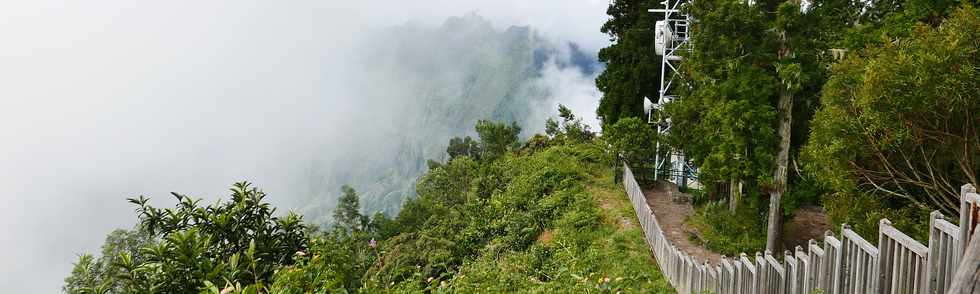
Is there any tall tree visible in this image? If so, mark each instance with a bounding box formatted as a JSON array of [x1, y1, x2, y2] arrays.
[[474, 120, 521, 161], [768, 1, 805, 253], [668, 0, 850, 252], [447, 136, 481, 160], [334, 185, 363, 232], [667, 0, 780, 213], [596, 0, 663, 129]]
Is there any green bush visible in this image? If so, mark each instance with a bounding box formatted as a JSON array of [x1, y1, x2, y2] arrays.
[[65, 182, 309, 293], [687, 200, 767, 256], [603, 117, 658, 166], [822, 192, 930, 242]]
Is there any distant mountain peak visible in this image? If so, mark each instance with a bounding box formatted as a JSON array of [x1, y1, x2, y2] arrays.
[[440, 12, 494, 33]]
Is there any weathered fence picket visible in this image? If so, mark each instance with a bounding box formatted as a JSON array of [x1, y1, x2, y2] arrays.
[[878, 218, 928, 293], [928, 210, 961, 293], [621, 162, 977, 293]]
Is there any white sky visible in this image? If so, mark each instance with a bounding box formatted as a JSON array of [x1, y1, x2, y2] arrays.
[[0, 0, 610, 291]]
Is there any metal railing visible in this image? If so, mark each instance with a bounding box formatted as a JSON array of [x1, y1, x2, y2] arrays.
[[622, 163, 978, 294]]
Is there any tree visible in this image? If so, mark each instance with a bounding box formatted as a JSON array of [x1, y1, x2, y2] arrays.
[[546, 104, 596, 144], [596, 0, 663, 129], [767, 1, 805, 254], [475, 120, 521, 161], [604, 117, 658, 165], [63, 228, 151, 294], [447, 136, 481, 160], [668, 0, 850, 252], [334, 185, 364, 232], [666, 0, 780, 205], [805, 4, 980, 216]]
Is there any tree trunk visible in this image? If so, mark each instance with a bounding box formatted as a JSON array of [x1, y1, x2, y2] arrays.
[[729, 177, 742, 213], [767, 29, 794, 254], [767, 89, 792, 254]]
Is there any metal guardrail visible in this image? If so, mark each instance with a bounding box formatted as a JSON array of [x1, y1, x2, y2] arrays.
[[622, 163, 977, 294]]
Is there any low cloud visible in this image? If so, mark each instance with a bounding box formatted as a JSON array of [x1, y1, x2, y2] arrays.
[[0, 1, 609, 291], [526, 46, 604, 133]]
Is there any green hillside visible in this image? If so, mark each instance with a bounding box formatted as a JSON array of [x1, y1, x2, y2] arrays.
[[296, 14, 588, 225], [64, 116, 671, 293], [440, 147, 672, 293]]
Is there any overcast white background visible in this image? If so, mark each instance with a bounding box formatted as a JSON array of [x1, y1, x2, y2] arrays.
[[0, 1, 609, 291]]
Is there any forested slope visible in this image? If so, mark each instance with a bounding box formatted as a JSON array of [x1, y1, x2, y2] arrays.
[[65, 113, 671, 293], [297, 14, 602, 224]]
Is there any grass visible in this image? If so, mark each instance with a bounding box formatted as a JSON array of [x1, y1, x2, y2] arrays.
[[447, 158, 674, 293]]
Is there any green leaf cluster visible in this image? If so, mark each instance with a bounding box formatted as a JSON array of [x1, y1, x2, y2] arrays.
[[596, 0, 664, 128], [65, 183, 309, 293], [805, 4, 979, 224]]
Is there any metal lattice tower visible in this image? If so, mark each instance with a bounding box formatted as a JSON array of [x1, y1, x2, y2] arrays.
[[646, 0, 700, 189]]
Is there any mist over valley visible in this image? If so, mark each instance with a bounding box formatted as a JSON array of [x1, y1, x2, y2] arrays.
[[0, 1, 607, 292]]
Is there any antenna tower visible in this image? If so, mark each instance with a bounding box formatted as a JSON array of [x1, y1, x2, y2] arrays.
[[647, 0, 700, 189]]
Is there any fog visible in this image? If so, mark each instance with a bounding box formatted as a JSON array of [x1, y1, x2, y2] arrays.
[[0, 1, 608, 291]]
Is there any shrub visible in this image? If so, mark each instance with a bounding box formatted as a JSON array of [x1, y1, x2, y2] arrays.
[[822, 192, 930, 242], [687, 200, 767, 256], [603, 117, 658, 166]]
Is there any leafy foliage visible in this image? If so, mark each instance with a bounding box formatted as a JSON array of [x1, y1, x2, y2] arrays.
[[66, 183, 308, 293], [596, 0, 664, 128], [805, 4, 980, 217], [334, 185, 367, 233], [446, 136, 481, 160], [687, 200, 767, 256], [604, 117, 658, 167], [804, 1, 980, 240], [67, 111, 669, 293], [474, 120, 521, 161], [64, 229, 151, 294], [447, 171, 673, 293], [357, 138, 669, 292], [822, 191, 931, 242], [270, 229, 380, 293], [545, 104, 596, 144], [364, 143, 597, 287]]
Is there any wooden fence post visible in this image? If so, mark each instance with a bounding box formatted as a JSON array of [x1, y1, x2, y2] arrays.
[[949, 225, 980, 293], [961, 184, 977, 254]]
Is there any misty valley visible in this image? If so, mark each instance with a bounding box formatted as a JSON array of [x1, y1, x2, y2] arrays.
[[61, 14, 657, 293]]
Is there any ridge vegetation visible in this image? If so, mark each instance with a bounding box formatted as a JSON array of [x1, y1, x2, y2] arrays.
[[65, 107, 672, 293]]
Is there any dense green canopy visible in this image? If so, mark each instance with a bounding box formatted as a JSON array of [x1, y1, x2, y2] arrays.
[[596, 0, 664, 129], [806, 4, 979, 216]]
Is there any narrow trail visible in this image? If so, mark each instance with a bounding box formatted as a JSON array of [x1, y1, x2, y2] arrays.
[[642, 182, 723, 264], [783, 206, 829, 250], [642, 181, 828, 264]]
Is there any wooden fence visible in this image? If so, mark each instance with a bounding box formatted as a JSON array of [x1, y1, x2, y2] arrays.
[[623, 163, 980, 294]]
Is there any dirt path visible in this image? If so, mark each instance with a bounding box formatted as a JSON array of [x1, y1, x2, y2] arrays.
[[783, 206, 829, 251], [642, 181, 829, 263], [643, 182, 723, 264]]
